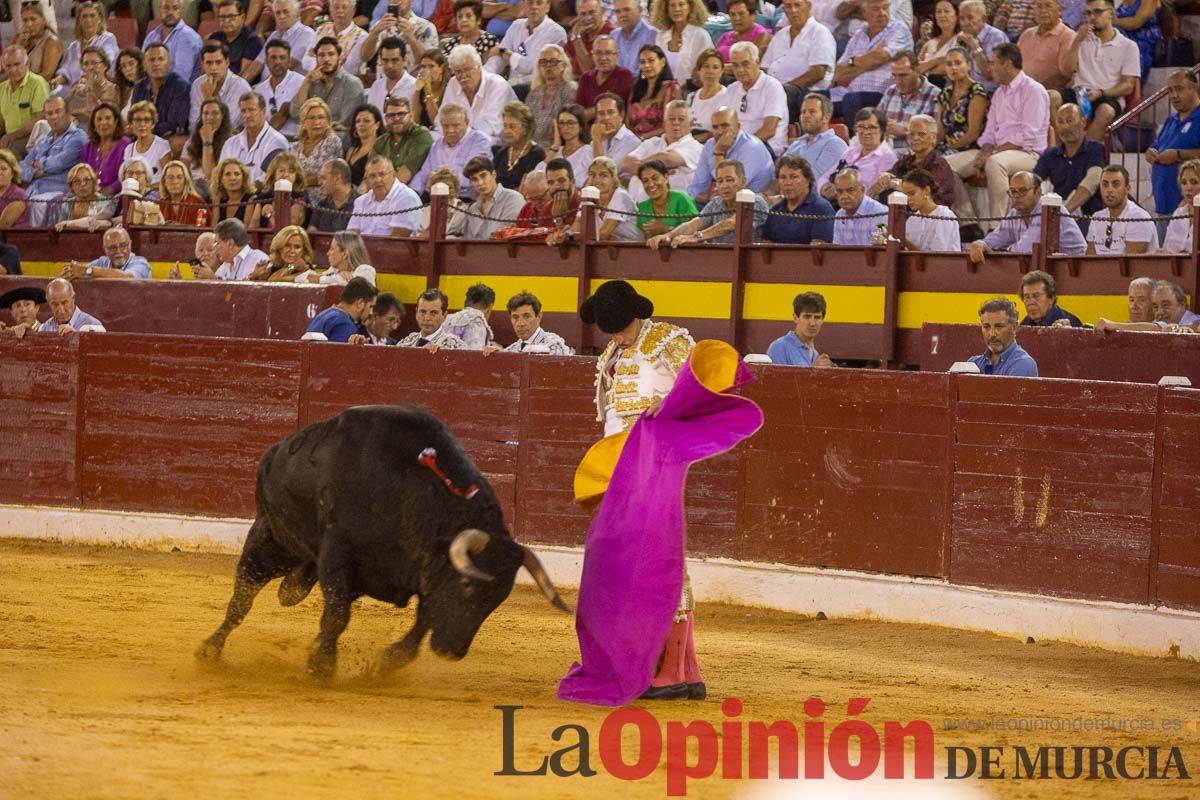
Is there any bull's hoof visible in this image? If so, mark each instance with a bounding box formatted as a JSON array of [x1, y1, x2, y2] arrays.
[[278, 563, 319, 607], [372, 643, 420, 677], [306, 649, 336, 682], [195, 637, 224, 661]]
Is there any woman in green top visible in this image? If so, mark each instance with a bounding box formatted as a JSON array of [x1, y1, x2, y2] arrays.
[[636, 159, 698, 239]]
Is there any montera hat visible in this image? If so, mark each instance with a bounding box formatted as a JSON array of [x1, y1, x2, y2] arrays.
[[579, 280, 653, 334], [0, 286, 47, 308]]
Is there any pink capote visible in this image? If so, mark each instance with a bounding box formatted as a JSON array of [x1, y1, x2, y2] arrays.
[[557, 343, 764, 706]]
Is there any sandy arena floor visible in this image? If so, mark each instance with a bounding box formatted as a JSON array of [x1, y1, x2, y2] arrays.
[[1, 539, 1198, 800]]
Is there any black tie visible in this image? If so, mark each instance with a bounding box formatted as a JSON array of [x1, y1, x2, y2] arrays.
[[417, 338, 429, 347], [520, 341, 527, 351]]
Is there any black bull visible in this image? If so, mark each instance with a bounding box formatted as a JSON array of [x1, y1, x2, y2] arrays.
[[197, 404, 568, 679]]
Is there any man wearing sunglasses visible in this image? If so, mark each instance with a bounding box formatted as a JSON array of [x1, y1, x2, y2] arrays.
[[255, 39, 304, 137], [1085, 164, 1157, 255]]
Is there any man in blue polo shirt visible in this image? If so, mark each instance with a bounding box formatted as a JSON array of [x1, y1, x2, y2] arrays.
[[1146, 70, 1200, 216], [764, 154, 836, 244], [767, 292, 834, 367], [305, 277, 379, 343], [1019, 269, 1082, 328], [968, 298, 1039, 377]]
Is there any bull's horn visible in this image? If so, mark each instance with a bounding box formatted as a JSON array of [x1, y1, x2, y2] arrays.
[[449, 529, 494, 581], [523, 546, 571, 613]]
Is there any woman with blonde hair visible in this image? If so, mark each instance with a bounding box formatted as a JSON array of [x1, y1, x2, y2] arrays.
[[295, 229, 373, 285], [0, 148, 29, 228], [51, 2, 117, 91], [1160, 159, 1200, 255], [11, 1, 61, 82], [526, 43, 576, 149], [550, 155, 642, 244], [652, 0, 710, 92], [261, 225, 320, 281], [158, 160, 206, 225], [210, 157, 256, 226], [53, 163, 113, 232], [290, 98, 344, 193], [250, 151, 309, 228]]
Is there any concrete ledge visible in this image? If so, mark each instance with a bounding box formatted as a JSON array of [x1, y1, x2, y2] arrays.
[[3, 504, 1197, 660]]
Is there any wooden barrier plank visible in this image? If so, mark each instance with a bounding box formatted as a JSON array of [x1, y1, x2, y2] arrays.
[[1153, 387, 1200, 611]]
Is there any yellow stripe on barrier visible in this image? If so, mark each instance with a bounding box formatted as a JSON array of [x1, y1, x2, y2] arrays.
[[440, 275, 578, 312], [743, 283, 886, 323], [898, 291, 1131, 328], [1055, 295, 1135, 325], [378, 274, 430, 303], [588, 278, 732, 319]]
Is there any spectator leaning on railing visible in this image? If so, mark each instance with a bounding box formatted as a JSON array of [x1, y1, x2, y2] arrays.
[[647, 158, 769, 247], [1096, 280, 1200, 333], [305, 276, 379, 343], [1085, 164, 1158, 255], [968, 171, 1087, 264], [968, 297, 1039, 377], [1019, 269, 1083, 328], [39, 277, 105, 334], [766, 291, 834, 368], [61, 226, 151, 280]]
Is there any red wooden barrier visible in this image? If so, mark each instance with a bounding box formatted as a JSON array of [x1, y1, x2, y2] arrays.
[[1153, 388, 1200, 610]]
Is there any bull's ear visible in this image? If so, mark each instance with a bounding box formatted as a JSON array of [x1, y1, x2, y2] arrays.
[[449, 529, 494, 581]]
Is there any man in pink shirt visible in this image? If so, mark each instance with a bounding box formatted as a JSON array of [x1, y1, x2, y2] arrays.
[[944, 43, 1049, 229], [1018, 0, 1075, 90]]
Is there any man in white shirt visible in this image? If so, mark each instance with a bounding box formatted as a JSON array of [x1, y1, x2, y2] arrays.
[[255, 40, 305, 138], [1086, 164, 1158, 255], [302, 0, 368, 75], [190, 42, 253, 130], [621, 100, 703, 203], [899, 167, 960, 251], [1056, 0, 1141, 141], [213, 219, 270, 280], [486, 0, 567, 89], [367, 37, 417, 115], [762, 0, 836, 122], [348, 154, 422, 236], [724, 41, 790, 156], [361, 0, 438, 74], [250, 0, 314, 80], [590, 92, 641, 169], [220, 93, 288, 182], [443, 45, 518, 145]]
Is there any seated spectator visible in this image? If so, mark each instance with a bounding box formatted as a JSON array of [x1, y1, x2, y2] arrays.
[[211, 157, 257, 226], [764, 154, 835, 244], [944, 44, 1047, 228], [1086, 164, 1157, 255], [955, 0, 1007, 89], [0, 148, 29, 228], [51, 163, 112, 232], [63, 48, 119, 130], [717, 0, 772, 63], [114, 48, 145, 112], [40, 278, 105, 334], [612, 0, 657, 75], [725, 42, 788, 156], [51, 3, 118, 97], [123, 101, 172, 184], [1127, 276, 1155, 322], [81, 103, 129, 197], [900, 168, 960, 251], [189, 42, 254, 131], [397, 287, 467, 349], [968, 171, 1087, 262], [818, 107, 895, 202], [360, 0, 438, 75], [345, 105, 383, 190], [12, 2, 61, 84], [652, 0, 712, 91], [543, 104, 593, 188], [58, 226, 149, 281], [1096, 280, 1200, 331], [365, 39, 415, 128], [526, 44, 576, 148], [347, 154, 422, 236], [423, 166, 468, 236], [213, 217, 270, 280], [256, 40, 304, 140], [184, 99, 233, 197], [783, 93, 848, 184], [253, 0, 315, 80], [295, 230, 371, 285], [168, 231, 221, 280], [0, 285, 45, 336], [293, 97, 350, 190], [482, 290, 574, 354], [443, 45, 517, 146], [936, 47, 988, 158], [589, 92, 641, 173], [876, 51, 940, 156], [211, 0, 264, 81], [831, 166, 888, 245], [688, 107, 775, 203], [220, 94, 288, 185], [635, 159, 699, 239], [513, 157, 580, 237], [762, 0, 836, 122], [292, 36, 366, 132], [259, 225, 318, 281], [968, 297, 1039, 376], [1114, 0, 1161, 85], [486, 0, 567, 90], [994, 0, 1037, 41], [358, 292, 406, 346], [576, 36, 635, 125], [411, 104, 492, 199], [830, 0, 913, 123], [874, 114, 954, 205], [250, 151, 309, 229], [564, 0, 613, 78], [442, 0, 501, 62], [20, 96, 85, 208], [157, 160, 206, 225], [415, 49, 451, 130], [301, 0, 368, 76], [141, 0, 202, 84], [1017, 0, 1075, 91], [686, 49, 729, 138], [1147, 71, 1200, 220], [0, 47, 49, 159], [309, 158, 360, 232], [647, 158, 769, 247], [626, 45, 679, 139], [1033, 104, 1105, 231], [305, 277, 379, 343], [440, 283, 495, 350], [766, 291, 834, 367], [519, 169, 549, 209], [1054, 0, 1140, 141], [621, 100, 702, 202], [449, 155, 525, 239], [494, 101, 545, 191], [916, 0, 960, 79], [1160, 159, 1200, 255], [552, 156, 642, 244], [1019, 269, 1082, 327]]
